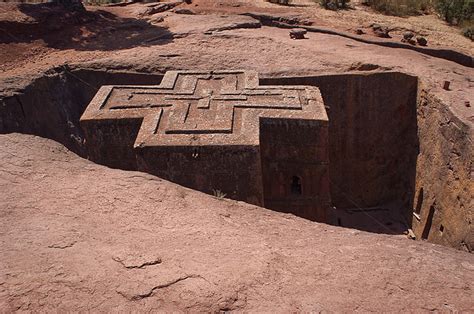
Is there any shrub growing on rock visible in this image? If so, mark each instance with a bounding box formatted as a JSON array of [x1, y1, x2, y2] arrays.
[[462, 25, 473, 40], [435, 0, 473, 40], [362, 0, 473, 40]]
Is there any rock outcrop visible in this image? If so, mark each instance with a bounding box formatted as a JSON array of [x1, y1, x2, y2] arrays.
[[0, 133, 473, 312]]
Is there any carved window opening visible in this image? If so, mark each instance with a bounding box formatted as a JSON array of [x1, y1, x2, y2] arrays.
[[291, 176, 302, 195], [192, 147, 200, 159]]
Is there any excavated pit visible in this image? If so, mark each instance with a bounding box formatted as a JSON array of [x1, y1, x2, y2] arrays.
[[0, 68, 471, 251]]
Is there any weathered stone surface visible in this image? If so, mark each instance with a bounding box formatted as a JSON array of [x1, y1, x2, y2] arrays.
[[135, 2, 181, 17], [417, 36, 428, 46], [173, 8, 195, 15], [371, 23, 391, 38], [403, 31, 414, 40], [411, 91, 473, 252], [290, 28, 307, 39], [402, 31, 417, 45], [1, 133, 473, 312], [160, 14, 261, 36], [81, 70, 329, 221]]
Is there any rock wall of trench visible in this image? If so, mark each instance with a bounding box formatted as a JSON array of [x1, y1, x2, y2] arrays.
[[412, 90, 473, 251], [0, 68, 164, 157]]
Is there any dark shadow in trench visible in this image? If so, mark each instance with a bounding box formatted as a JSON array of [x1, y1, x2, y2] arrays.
[[262, 72, 420, 235]]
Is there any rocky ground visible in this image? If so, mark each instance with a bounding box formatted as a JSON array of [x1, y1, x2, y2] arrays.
[[0, 0, 473, 311], [1, 133, 473, 311]]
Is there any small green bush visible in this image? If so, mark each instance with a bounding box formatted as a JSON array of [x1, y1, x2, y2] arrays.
[[435, 0, 473, 25], [435, 0, 473, 40], [362, 0, 473, 39], [212, 189, 227, 199], [462, 25, 474, 40]]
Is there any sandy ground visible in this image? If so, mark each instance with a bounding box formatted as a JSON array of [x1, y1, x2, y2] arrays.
[[0, 133, 473, 312]]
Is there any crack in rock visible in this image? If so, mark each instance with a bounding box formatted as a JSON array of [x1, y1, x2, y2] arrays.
[[47, 241, 76, 249], [117, 274, 202, 301], [207, 21, 262, 33], [112, 256, 162, 269]]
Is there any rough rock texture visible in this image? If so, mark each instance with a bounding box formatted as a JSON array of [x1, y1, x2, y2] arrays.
[[134, 2, 182, 17], [412, 90, 473, 251], [290, 28, 307, 39], [1, 133, 473, 312], [164, 14, 261, 35], [0, 69, 166, 157]]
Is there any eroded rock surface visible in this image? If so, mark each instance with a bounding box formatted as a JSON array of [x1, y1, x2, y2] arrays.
[[0, 133, 473, 312]]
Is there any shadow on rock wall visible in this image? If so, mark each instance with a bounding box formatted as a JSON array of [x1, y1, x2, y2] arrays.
[[262, 73, 420, 235], [0, 3, 173, 51]]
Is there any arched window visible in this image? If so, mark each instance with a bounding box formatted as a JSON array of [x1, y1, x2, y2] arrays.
[[291, 176, 302, 195]]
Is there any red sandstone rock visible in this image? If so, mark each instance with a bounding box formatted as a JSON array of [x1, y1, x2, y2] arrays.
[[290, 28, 307, 39], [417, 36, 428, 46], [0, 0, 472, 269], [0, 133, 473, 312]]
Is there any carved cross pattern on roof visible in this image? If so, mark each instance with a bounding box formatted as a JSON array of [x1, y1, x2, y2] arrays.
[[80, 70, 328, 147]]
